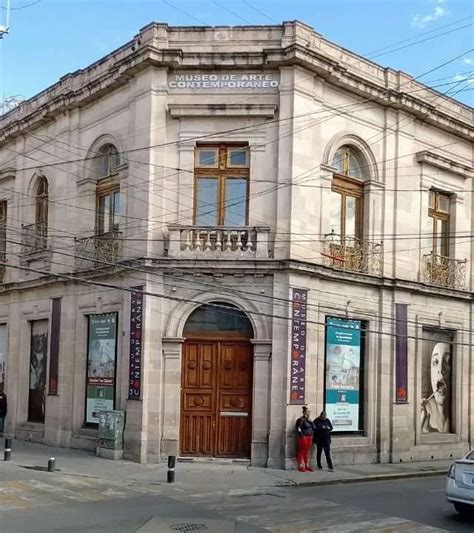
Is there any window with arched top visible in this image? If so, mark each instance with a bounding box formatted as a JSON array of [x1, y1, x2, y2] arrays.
[[95, 144, 121, 235], [35, 177, 49, 247], [97, 143, 120, 179], [329, 146, 364, 242], [184, 303, 253, 337]]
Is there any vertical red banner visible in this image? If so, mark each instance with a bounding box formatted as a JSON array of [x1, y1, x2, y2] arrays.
[[128, 287, 144, 399], [289, 288, 308, 405], [49, 297, 61, 395], [395, 303, 408, 403]]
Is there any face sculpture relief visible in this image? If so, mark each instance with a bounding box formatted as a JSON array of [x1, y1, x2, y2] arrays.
[[421, 341, 452, 434]]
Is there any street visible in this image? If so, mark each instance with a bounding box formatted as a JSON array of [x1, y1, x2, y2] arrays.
[[1, 471, 473, 532]]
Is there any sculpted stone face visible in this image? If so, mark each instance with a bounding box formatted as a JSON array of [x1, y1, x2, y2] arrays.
[[431, 342, 451, 406]]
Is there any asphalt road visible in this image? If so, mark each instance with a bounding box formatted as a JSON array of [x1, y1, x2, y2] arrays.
[[1, 474, 473, 532], [294, 475, 474, 532], [0, 493, 264, 533]]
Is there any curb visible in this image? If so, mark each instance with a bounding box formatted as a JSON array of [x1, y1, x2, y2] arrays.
[[279, 469, 448, 488]]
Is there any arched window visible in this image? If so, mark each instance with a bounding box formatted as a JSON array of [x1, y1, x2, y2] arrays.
[[332, 146, 363, 180], [329, 146, 364, 241], [95, 144, 121, 235], [184, 303, 253, 337], [35, 177, 48, 247], [97, 144, 120, 179]]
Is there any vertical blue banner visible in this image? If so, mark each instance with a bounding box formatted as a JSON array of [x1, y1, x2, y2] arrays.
[[325, 317, 362, 431]]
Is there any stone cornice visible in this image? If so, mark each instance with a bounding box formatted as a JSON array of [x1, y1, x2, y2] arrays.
[[168, 103, 277, 118], [0, 167, 15, 180], [0, 257, 472, 301], [0, 22, 472, 146], [416, 151, 473, 180]]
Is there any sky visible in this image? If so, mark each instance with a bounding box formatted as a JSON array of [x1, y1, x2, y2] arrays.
[[0, 0, 473, 107]]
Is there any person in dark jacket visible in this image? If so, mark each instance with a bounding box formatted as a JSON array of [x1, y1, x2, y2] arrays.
[[313, 411, 333, 471], [295, 405, 314, 472], [0, 390, 7, 435]]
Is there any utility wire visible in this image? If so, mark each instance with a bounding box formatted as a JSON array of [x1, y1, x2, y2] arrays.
[[1, 257, 471, 347]]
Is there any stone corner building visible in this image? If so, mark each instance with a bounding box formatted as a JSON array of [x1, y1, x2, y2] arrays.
[[0, 21, 472, 468]]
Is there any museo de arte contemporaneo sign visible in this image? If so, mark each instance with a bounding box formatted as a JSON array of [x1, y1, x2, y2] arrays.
[[168, 72, 279, 89], [289, 288, 308, 405], [325, 317, 363, 432], [128, 287, 144, 400]]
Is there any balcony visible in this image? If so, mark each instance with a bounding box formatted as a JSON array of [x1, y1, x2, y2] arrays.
[[75, 231, 122, 270], [167, 225, 272, 259], [422, 252, 467, 290], [21, 221, 48, 255], [322, 233, 383, 276]]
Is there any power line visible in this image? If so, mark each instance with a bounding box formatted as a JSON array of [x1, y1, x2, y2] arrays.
[[213, 1, 254, 25], [3, 222, 471, 336], [241, 1, 279, 24], [1, 253, 472, 347]]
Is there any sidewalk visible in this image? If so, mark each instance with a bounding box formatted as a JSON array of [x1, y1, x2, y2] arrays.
[[1, 439, 451, 495]]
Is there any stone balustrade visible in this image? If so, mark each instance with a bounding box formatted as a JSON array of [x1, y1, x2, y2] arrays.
[[167, 225, 272, 259]]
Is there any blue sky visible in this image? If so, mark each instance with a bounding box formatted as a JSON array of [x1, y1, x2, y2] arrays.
[[0, 0, 473, 105]]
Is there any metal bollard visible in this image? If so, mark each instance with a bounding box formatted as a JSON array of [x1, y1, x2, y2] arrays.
[[47, 457, 55, 472], [4, 437, 11, 461], [167, 455, 176, 483]]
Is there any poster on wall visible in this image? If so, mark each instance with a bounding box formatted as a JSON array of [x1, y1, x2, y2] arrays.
[[86, 313, 117, 425], [325, 317, 362, 432], [289, 288, 308, 405], [0, 324, 7, 391], [421, 329, 453, 434], [28, 320, 49, 423]]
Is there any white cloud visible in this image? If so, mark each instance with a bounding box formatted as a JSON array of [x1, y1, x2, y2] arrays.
[[412, 0, 448, 29], [462, 58, 472, 65]]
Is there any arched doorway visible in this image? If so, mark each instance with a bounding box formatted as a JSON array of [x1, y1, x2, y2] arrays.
[[180, 303, 253, 458]]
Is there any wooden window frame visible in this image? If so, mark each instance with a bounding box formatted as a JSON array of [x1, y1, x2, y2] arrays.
[[96, 177, 120, 235], [194, 144, 250, 226], [98, 144, 120, 179], [35, 177, 49, 228], [429, 190, 450, 257], [331, 174, 364, 241]]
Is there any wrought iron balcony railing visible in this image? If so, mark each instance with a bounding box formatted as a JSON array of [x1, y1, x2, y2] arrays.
[[21, 221, 48, 254], [322, 233, 383, 276], [75, 231, 122, 270], [422, 252, 467, 290], [167, 225, 272, 259]]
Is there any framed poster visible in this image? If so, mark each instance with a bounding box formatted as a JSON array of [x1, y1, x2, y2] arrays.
[[325, 317, 363, 432], [85, 313, 117, 425], [421, 329, 453, 434], [28, 320, 49, 423]]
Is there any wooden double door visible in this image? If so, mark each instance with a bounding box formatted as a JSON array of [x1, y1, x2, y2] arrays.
[[180, 339, 253, 458]]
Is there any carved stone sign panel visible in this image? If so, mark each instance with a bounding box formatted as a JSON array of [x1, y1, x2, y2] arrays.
[[168, 72, 279, 90]]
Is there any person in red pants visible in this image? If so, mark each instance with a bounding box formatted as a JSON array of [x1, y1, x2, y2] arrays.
[[295, 405, 314, 472]]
